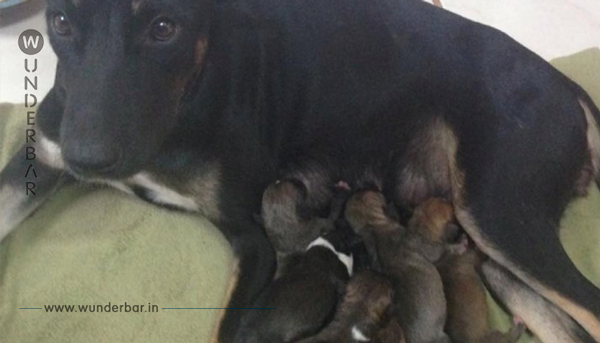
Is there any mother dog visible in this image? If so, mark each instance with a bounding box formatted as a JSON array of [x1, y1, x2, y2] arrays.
[[1, 0, 600, 341]]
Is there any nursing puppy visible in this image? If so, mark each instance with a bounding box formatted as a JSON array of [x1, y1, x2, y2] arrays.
[[438, 249, 525, 343], [260, 179, 334, 272], [297, 270, 396, 343], [239, 235, 353, 343], [345, 192, 465, 343], [259, 178, 352, 271], [376, 316, 406, 343], [238, 179, 354, 343]]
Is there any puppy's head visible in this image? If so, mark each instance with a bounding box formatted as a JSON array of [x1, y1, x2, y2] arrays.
[[344, 271, 393, 322], [261, 180, 328, 253], [338, 271, 394, 340], [408, 198, 459, 243], [376, 317, 405, 343], [43, 0, 211, 178], [345, 191, 396, 234]]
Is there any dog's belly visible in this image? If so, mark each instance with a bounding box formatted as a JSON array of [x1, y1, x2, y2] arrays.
[[392, 116, 457, 207], [330, 115, 457, 209]]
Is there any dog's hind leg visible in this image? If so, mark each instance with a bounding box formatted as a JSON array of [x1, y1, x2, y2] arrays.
[[453, 115, 600, 342], [480, 259, 595, 343], [216, 217, 276, 343], [445, 89, 600, 340], [0, 86, 70, 242]]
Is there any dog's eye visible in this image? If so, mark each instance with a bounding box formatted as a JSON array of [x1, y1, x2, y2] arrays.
[[150, 18, 177, 42], [52, 13, 72, 36]]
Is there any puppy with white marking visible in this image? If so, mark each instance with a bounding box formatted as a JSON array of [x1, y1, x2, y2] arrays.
[[438, 248, 525, 343], [259, 179, 345, 275], [346, 192, 465, 343], [297, 270, 397, 343], [238, 179, 355, 343]]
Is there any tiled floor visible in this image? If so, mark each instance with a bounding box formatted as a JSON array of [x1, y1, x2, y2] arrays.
[[0, 0, 599, 103]]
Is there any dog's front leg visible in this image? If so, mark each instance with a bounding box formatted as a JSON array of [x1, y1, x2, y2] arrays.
[[0, 143, 67, 241], [0, 86, 68, 242], [216, 216, 276, 343]]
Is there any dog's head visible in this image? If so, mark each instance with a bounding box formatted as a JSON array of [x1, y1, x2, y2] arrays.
[[44, 0, 211, 178]]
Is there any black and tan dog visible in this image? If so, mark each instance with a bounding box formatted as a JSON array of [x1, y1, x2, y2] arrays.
[[1, 0, 600, 341]]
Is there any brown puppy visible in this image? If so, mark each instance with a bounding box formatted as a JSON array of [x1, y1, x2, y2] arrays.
[[375, 316, 406, 343], [345, 192, 465, 343], [297, 270, 396, 343], [438, 249, 525, 343]]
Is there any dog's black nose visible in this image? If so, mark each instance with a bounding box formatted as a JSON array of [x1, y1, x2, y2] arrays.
[[63, 144, 121, 176]]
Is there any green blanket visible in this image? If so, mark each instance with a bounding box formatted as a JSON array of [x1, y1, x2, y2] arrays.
[[1, 49, 599, 343]]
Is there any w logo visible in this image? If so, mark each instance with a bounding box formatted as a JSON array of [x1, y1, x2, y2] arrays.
[[18, 30, 44, 55]]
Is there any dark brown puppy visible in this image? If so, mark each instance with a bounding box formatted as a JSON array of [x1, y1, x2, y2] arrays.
[[260, 180, 338, 275], [240, 245, 351, 343], [438, 249, 525, 343], [297, 270, 396, 343], [345, 192, 465, 343], [375, 316, 406, 343], [238, 179, 354, 343]]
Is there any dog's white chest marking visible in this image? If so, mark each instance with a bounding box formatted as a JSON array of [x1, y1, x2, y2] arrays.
[[38, 136, 65, 170], [25, 135, 219, 216], [307, 237, 354, 276], [351, 326, 371, 342], [95, 173, 198, 212], [127, 173, 199, 211]]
